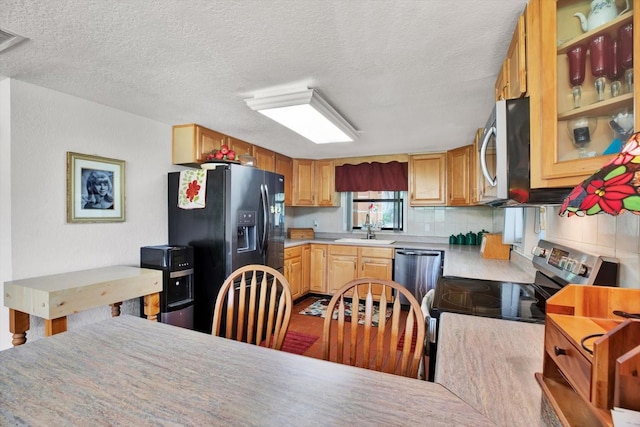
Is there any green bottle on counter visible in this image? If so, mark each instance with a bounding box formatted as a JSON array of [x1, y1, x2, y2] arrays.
[[466, 231, 477, 245]]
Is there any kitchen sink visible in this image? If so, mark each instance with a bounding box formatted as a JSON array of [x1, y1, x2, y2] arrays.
[[333, 238, 395, 245]]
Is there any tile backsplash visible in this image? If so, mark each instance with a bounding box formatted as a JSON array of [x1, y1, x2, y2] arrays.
[[288, 196, 504, 239], [289, 202, 639, 288], [543, 206, 639, 288]]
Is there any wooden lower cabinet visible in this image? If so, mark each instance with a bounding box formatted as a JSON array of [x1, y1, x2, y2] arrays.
[[360, 249, 393, 300], [284, 246, 303, 300], [328, 246, 358, 293], [309, 244, 328, 293], [301, 245, 311, 294], [327, 245, 393, 299]]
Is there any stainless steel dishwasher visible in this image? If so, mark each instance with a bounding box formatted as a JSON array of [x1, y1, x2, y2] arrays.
[[393, 249, 443, 305]]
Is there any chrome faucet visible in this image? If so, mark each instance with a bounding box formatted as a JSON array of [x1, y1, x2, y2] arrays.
[[364, 213, 376, 239]]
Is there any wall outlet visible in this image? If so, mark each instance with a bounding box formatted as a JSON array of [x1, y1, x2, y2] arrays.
[[313, 220, 319, 229]]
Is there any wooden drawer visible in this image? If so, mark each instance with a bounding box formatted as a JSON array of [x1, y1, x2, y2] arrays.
[[545, 317, 591, 402], [284, 246, 302, 259], [287, 228, 315, 239], [359, 247, 393, 258], [329, 245, 358, 256]]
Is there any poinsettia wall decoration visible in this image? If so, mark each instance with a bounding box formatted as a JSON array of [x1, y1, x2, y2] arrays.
[[560, 132, 640, 217]]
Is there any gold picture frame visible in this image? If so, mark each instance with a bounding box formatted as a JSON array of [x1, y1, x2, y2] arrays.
[[67, 152, 125, 223]]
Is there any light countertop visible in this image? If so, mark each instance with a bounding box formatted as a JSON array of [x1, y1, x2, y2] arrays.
[[285, 237, 536, 284], [434, 313, 560, 427], [0, 315, 496, 426]]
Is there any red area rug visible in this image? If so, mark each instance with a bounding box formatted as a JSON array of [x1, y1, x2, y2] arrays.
[[281, 331, 318, 355]]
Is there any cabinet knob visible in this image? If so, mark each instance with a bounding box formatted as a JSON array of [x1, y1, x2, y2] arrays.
[[553, 346, 566, 356]]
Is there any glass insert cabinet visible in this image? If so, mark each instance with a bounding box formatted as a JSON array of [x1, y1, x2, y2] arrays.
[[531, 0, 638, 188]]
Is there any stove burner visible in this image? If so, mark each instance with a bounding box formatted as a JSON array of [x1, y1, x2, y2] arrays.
[[440, 291, 472, 309], [470, 293, 501, 308]]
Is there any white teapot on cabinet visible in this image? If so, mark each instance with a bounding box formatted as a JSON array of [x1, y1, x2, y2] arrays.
[[574, 0, 630, 32]]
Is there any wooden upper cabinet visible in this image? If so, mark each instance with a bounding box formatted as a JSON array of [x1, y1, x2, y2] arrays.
[[529, 0, 637, 188], [275, 154, 293, 206], [446, 144, 473, 206], [506, 12, 527, 99], [470, 128, 482, 204], [292, 159, 315, 206], [253, 145, 276, 173], [292, 159, 338, 207], [316, 160, 336, 206], [409, 153, 446, 206], [495, 10, 527, 101], [228, 137, 252, 157], [172, 124, 227, 165], [494, 59, 508, 101]]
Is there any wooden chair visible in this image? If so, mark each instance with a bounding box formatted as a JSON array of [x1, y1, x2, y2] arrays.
[[321, 278, 426, 379], [212, 265, 292, 350]]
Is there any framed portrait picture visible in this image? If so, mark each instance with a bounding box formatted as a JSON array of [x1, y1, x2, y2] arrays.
[[67, 152, 125, 223]]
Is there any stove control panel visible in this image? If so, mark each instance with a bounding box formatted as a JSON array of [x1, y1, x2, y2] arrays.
[[532, 240, 618, 286], [531, 246, 548, 258], [563, 259, 587, 276]]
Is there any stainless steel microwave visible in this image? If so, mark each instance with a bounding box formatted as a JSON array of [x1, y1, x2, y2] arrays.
[[478, 98, 570, 207]]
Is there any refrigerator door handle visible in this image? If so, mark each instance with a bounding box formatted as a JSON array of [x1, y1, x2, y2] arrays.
[[260, 184, 269, 255]]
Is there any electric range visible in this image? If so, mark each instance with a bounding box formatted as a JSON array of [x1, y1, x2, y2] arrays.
[[425, 239, 619, 382]]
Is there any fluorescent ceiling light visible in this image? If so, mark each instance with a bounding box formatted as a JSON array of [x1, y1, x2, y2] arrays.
[[245, 89, 358, 144], [0, 28, 28, 54]]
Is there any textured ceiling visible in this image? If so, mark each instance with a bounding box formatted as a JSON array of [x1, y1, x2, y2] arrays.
[[0, 0, 528, 159]]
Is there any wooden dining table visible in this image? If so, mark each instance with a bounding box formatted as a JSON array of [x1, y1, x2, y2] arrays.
[[0, 315, 495, 426]]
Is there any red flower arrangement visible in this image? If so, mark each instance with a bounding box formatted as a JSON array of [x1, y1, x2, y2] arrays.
[[560, 132, 640, 216], [205, 144, 236, 162]]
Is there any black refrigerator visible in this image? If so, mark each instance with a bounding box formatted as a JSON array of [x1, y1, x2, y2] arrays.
[[168, 164, 285, 333]]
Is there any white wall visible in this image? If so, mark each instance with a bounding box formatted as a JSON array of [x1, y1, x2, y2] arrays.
[[0, 79, 178, 349], [0, 78, 12, 349]]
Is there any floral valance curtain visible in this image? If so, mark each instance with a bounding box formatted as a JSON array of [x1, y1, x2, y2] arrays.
[[334, 161, 408, 192]]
